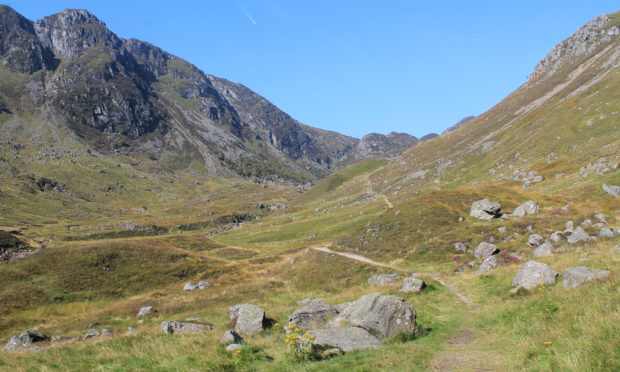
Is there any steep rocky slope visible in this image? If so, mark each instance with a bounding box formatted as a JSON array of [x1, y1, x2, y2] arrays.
[[0, 6, 421, 183]]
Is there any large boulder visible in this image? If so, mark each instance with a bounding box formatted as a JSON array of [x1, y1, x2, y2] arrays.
[[567, 227, 590, 244], [400, 277, 426, 293], [287, 299, 337, 330], [470, 199, 502, 220], [3, 330, 49, 352], [512, 200, 539, 217], [477, 255, 500, 274], [527, 234, 545, 247], [309, 327, 381, 352], [474, 242, 499, 259], [533, 241, 554, 257], [563, 266, 611, 289], [327, 293, 417, 340], [602, 184, 619, 197], [161, 321, 213, 335], [511, 260, 558, 290], [229, 304, 265, 335], [368, 273, 398, 286]]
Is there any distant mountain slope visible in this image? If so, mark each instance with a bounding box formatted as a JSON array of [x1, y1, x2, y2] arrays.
[[0, 6, 419, 183]]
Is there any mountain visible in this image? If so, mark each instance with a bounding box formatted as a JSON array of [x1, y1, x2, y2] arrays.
[[0, 6, 419, 183], [344, 132, 419, 160], [441, 115, 475, 134]]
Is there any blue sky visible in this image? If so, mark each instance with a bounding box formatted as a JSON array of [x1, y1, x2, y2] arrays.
[[7, 1, 620, 138]]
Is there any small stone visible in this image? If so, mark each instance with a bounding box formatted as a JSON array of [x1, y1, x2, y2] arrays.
[[527, 234, 545, 247], [453, 242, 467, 252], [183, 281, 198, 291], [602, 184, 619, 197], [533, 241, 554, 257], [599, 227, 614, 238], [220, 330, 243, 345], [368, 273, 399, 286], [567, 227, 590, 244], [565, 220, 574, 231], [497, 227, 507, 234], [474, 242, 499, 259], [101, 328, 112, 337], [560, 204, 570, 211], [198, 281, 212, 289], [138, 306, 153, 317], [226, 343, 244, 352], [161, 321, 213, 335], [581, 219, 592, 227], [84, 329, 99, 339], [400, 277, 426, 293], [550, 231, 563, 242], [512, 200, 539, 217], [611, 245, 620, 253], [594, 214, 607, 223]]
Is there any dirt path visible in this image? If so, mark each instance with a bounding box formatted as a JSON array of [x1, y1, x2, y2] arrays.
[[311, 246, 475, 308], [364, 170, 393, 209]]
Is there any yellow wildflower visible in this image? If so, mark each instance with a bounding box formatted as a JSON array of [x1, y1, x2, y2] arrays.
[[544, 341, 552, 345]]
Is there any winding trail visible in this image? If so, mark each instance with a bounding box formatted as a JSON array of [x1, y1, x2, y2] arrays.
[[310, 246, 475, 309], [364, 170, 394, 209]]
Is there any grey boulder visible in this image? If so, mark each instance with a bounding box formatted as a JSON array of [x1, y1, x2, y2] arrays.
[[287, 299, 337, 330], [470, 199, 502, 220], [309, 327, 381, 352], [84, 329, 99, 339], [3, 330, 49, 352], [327, 292, 417, 340], [138, 306, 153, 317], [512, 260, 558, 290], [229, 304, 265, 335], [563, 266, 611, 289], [599, 227, 614, 238], [183, 281, 199, 291], [477, 255, 500, 274], [567, 227, 590, 244], [368, 273, 398, 286], [533, 241, 554, 257], [602, 184, 619, 197], [512, 200, 539, 216], [226, 343, 244, 352], [161, 321, 214, 335], [220, 330, 243, 345], [400, 277, 426, 293], [474, 242, 499, 259], [527, 234, 545, 247]]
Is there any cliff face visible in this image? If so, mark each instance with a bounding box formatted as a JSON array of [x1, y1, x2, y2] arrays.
[[0, 6, 420, 182]]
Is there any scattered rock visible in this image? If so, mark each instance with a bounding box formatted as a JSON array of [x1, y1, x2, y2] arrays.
[[474, 242, 499, 259], [470, 199, 502, 220], [497, 227, 507, 234], [183, 281, 199, 291], [3, 330, 49, 352], [594, 213, 607, 223], [138, 306, 153, 317], [453, 242, 467, 252], [477, 255, 500, 274], [400, 277, 426, 293], [327, 292, 417, 340], [533, 241, 554, 257], [84, 329, 100, 340], [161, 321, 213, 335], [602, 184, 619, 197], [511, 260, 558, 290], [563, 266, 611, 289], [527, 234, 545, 247], [368, 273, 399, 286], [550, 231, 563, 242], [220, 330, 243, 345], [198, 281, 212, 289], [309, 327, 381, 352], [226, 343, 244, 352], [229, 304, 266, 335], [512, 200, 539, 216], [567, 227, 590, 244], [287, 299, 337, 330], [599, 227, 614, 238]]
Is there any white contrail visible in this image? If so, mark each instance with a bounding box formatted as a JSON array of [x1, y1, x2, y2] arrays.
[[235, 0, 256, 25]]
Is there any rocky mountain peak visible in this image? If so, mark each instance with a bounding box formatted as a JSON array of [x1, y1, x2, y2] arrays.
[[528, 14, 620, 81], [0, 5, 56, 74], [35, 8, 121, 60]]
